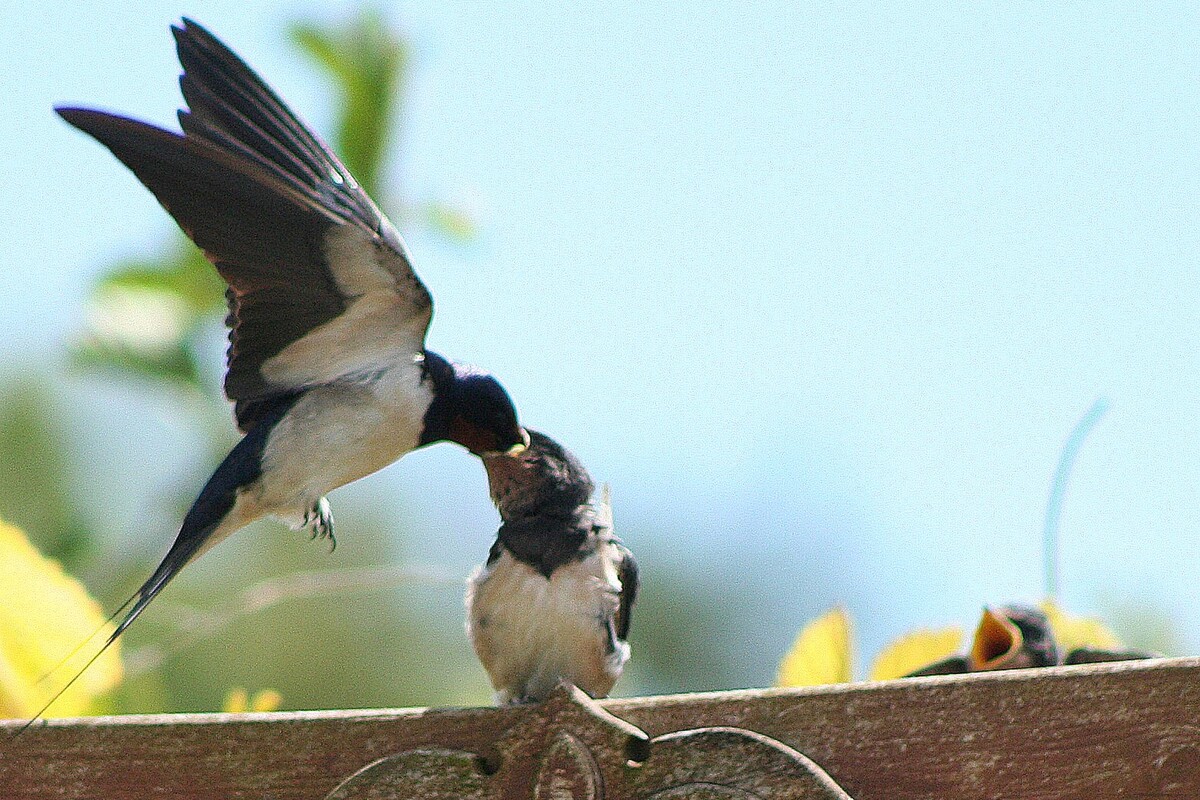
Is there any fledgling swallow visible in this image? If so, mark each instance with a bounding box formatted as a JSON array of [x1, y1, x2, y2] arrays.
[[905, 604, 1157, 677], [906, 606, 1060, 677], [466, 430, 638, 704], [45, 20, 527, 707]]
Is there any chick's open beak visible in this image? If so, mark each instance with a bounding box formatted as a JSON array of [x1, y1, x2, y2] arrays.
[[969, 607, 1022, 671]]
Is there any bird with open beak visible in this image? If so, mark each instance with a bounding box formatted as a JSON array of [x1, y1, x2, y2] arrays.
[[906, 604, 1157, 677], [467, 430, 638, 703], [44, 19, 528, 710]]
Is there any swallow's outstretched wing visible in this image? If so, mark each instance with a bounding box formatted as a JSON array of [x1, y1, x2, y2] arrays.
[[57, 19, 433, 433]]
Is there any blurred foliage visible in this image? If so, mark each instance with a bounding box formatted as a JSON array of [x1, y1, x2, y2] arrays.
[[618, 564, 748, 695], [290, 10, 405, 199], [421, 200, 479, 243], [67, 221, 204, 398], [71, 245, 225, 393], [0, 381, 92, 568], [0, 519, 121, 718]]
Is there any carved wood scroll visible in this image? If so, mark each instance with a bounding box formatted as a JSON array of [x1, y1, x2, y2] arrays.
[[2, 657, 1198, 799], [322, 687, 854, 799]]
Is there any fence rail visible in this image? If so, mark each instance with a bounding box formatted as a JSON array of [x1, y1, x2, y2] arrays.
[[3, 656, 1197, 798]]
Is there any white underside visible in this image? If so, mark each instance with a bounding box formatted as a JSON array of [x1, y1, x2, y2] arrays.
[[245, 225, 434, 524], [168, 226, 435, 565], [466, 545, 630, 703], [203, 359, 432, 556]]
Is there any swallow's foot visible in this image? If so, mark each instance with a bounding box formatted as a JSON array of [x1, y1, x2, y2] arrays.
[[303, 497, 335, 552]]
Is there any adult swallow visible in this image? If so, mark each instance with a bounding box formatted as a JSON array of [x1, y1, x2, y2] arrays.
[[466, 430, 638, 703], [905, 604, 1156, 677], [46, 20, 527, 705]]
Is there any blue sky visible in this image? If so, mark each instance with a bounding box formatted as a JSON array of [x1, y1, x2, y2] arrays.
[[2, 1, 1198, 679]]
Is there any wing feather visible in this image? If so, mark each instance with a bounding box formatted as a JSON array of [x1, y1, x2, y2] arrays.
[[614, 545, 639, 642], [57, 20, 432, 431]]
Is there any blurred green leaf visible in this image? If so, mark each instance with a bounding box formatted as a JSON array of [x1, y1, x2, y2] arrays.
[[71, 335, 203, 391], [422, 201, 479, 242], [291, 9, 407, 199], [71, 242, 221, 394], [98, 246, 226, 315], [0, 380, 92, 567], [623, 565, 744, 695]]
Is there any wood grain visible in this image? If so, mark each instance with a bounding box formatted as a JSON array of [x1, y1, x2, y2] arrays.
[[1, 657, 1195, 798]]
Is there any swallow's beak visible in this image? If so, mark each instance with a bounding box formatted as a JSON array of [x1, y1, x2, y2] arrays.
[[481, 428, 530, 459], [505, 428, 531, 456]]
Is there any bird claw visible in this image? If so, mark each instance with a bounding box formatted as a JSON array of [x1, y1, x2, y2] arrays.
[[302, 497, 335, 552]]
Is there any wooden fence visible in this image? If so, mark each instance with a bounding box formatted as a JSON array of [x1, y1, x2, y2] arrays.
[[2, 656, 1197, 798]]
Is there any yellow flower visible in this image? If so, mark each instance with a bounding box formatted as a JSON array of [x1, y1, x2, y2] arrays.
[[1039, 599, 1121, 653], [868, 626, 963, 681], [777, 607, 964, 686], [0, 520, 122, 718], [223, 687, 283, 713], [776, 607, 853, 686]]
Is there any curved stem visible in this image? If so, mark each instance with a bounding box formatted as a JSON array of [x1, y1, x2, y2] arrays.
[[1044, 397, 1110, 600]]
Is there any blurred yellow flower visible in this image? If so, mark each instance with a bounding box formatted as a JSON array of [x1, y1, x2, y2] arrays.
[[223, 687, 283, 713], [777, 607, 963, 687], [1040, 599, 1121, 653], [775, 607, 853, 686], [868, 626, 963, 681], [0, 519, 122, 718]]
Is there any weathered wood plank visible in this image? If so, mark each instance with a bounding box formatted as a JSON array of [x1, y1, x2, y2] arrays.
[[0, 657, 1196, 798], [607, 657, 1200, 799]]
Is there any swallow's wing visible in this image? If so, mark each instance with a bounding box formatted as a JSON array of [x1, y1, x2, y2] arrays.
[[57, 19, 431, 432], [613, 544, 638, 642], [596, 485, 637, 641]]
